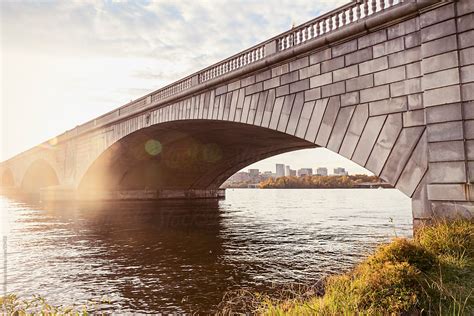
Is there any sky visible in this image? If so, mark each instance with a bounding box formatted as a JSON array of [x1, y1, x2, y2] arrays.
[[0, 0, 371, 175]]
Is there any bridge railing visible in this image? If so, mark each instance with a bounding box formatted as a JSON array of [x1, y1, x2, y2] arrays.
[[74, 0, 403, 138]]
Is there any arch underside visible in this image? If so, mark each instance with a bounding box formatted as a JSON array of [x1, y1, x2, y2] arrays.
[[21, 159, 59, 193], [79, 120, 317, 195]]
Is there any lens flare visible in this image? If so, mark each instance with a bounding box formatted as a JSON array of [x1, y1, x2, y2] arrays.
[[145, 139, 162, 156]]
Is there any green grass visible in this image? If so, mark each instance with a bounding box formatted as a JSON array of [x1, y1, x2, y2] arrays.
[[219, 219, 474, 315]]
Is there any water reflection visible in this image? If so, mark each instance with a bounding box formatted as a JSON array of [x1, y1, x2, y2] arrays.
[[1, 189, 412, 313]]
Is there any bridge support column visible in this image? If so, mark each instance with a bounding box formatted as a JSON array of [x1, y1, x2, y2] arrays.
[[421, 0, 474, 223]]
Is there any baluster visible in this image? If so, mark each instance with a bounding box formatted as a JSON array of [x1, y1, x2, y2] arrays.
[[315, 23, 319, 37], [356, 2, 361, 20], [379, 0, 385, 10], [349, 6, 354, 22], [388, 0, 393, 6], [328, 16, 333, 31], [308, 24, 313, 39], [371, 0, 377, 13], [363, 0, 369, 17], [302, 27, 307, 42], [321, 19, 325, 34], [342, 10, 346, 26]]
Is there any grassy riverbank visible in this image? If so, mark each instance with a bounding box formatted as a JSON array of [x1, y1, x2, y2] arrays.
[[220, 219, 474, 315]]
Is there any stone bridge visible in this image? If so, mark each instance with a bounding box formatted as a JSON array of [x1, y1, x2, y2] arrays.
[[1, 0, 473, 226]]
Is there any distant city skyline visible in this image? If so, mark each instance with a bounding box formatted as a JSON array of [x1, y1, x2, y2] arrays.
[[241, 148, 372, 175]]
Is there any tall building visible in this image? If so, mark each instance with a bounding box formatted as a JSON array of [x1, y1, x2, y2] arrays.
[[285, 165, 291, 176], [276, 164, 285, 177], [289, 169, 297, 176], [334, 167, 348, 175], [316, 167, 328, 176], [297, 168, 313, 177]]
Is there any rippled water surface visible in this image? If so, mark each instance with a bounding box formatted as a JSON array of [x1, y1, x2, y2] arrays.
[[0, 188, 412, 313]]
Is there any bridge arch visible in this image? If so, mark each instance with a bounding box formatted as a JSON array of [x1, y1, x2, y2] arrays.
[[21, 159, 59, 193], [1, 168, 14, 187]]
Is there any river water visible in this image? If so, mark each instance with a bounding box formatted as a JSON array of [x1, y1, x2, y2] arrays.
[[0, 188, 411, 313]]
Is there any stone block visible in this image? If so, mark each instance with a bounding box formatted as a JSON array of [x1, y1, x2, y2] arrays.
[[215, 85, 228, 96], [240, 95, 252, 123], [464, 101, 474, 119], [408, 93, 423, 110], [346, 74, 374, 92], [228, 80, 241, 91], [322, 81, 345, 98], [360, 85, 390, 103], [333, 65, 358, 82], [256, 70, 271, 83], [321, 56, 345, 73], [341, 92, 359, 107], [264, 77, 280, 90], [374, 66, 406, 86], [457, 13, 474, 32], [271, 63, 289, 77], [457, 0, 474, 16], [269, 97, 285, 129], [463, 83, 474, 101], [421, 19, 456, 42], [396, 132, 428, 197], [359, 56, 389, 75], [429, 161, 467, 183], [289, 56, 309, 72], [465, 120, 474, 139], [327, 106, 355, 153], [366, 113, 403, 175], [403, 109, 425, 127], [426, 103, 462, 124], [254, 90, 268, 126], [332, 39, 358, 57], [345, 47, 373, 66], [420, 3, 455, 28], [466, 140, 474, 160], [304, 87, 321, 101], [286, 92, 305, 135], [459, 30, 474, 49], [427, 121, 463, 142], [315, 97, 340, 146], [339, 104, 369, 159], [406, 62, 421, 79], [261, 89, 276, 127], [281, 70, 299, 85], [241, 75, 256, 87], [373, 37, 405, 58], [290, 79, 310, 94], [387, 17, 419, 39], [461, 65, 474, 83], [380, 126, 425, 184], [370, 96, 407, 116], [295, 101, 316, 139], [299, 64, 321, 79], [421, 35, 457, 59], [390, 78, 421, 97], [405, 32, 421, 49], [427, 184, 467, 201], [422, 68, 460, 91], [245, 82, 263, 95], [428, 141, 465, 162], [461, 47, 474, 66], [358, 29, 387, 49], [309, 72, 333, 88], [276, 84, 289, 97], [424, 85, 461, 107], [389, 47, 421, 67], [352, 114, 388, 167], [310, 48, 332, 65], [305, 98, 329, 142], [421, 51, 459, 74]]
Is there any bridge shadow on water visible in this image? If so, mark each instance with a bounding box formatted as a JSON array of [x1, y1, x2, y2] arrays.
[[0, 193, 270, 313]]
